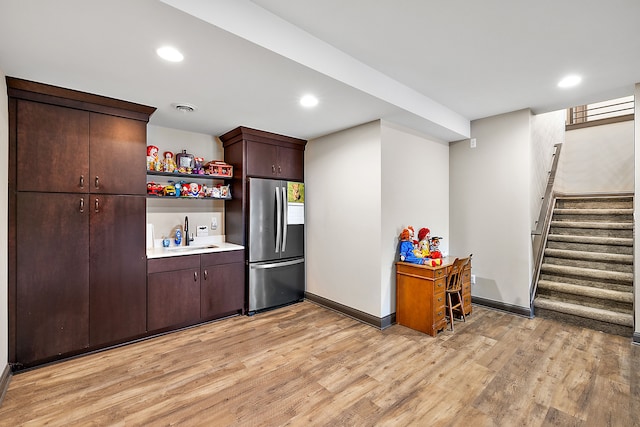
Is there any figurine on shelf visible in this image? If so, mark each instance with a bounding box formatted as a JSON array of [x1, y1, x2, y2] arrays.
[[187, 182, 201, 197], [193, 157, 205, 174], [146, 145, 159, 171], [163, 151, 176, 173]]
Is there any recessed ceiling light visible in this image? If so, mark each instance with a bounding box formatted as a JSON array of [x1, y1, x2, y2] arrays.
[[300, 94, 319, 108], [157, 46, 184, 62], [558, 75, 582, 88]]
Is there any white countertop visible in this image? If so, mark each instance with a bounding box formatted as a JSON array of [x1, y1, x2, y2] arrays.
[[147, 236, 244, 259]]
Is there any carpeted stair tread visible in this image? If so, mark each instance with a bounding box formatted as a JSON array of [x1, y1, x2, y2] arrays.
[[546, 234, 633, 246], [537, 280, 633, 303], [543, 248, 633, 263], [550, 221, 633, 229], [553, 208, 633, 215], [533, 297, 633, 327], [540, 263, 633, 283]]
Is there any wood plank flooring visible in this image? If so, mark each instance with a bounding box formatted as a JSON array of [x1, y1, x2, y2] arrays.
[[0, 301, 638, 426]]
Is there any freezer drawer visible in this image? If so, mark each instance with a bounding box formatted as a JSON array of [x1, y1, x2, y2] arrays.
[[249, 258, 305, 313]]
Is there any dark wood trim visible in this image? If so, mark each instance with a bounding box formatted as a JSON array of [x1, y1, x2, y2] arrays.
[[219, 126, 306, 150], [0, 364, 11, 405], [305, 292, 395, 329], [7, 97, 17, 363], [633, 332, 640, 346], [472, 296, 532, 318], [6, 76, 156, 122], [565, 113, 634, 131]]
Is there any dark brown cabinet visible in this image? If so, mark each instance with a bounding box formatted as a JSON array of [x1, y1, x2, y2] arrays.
[[220, 126, 306, 247], [201, 251, 245, 319], [89, 195, 147, 346], [245, 140, 304, 181], [8, 77, 155, 369], [147, 251, 245, 332], [147, 256, 202, 332], [16, 192, 90, 363]]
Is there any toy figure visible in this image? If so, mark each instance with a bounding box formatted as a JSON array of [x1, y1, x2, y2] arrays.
[[414, 227, 431, 258], [163, 151, 176, 173], [193, 157, 205, 174], [399, 226, 426, 264], [430, 236, 443, 259], [187, 182, 200, 197], [147, 145, 159, 171]]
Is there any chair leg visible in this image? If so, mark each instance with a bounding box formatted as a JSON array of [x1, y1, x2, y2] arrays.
[[447, 293, 454, 331], [457, 291, 466, 323]]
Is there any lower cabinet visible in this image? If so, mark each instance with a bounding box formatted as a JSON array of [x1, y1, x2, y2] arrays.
[[147, 250, 244, 333], [201, 251, 245, 319]]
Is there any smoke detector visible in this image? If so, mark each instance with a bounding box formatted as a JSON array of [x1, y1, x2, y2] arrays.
[[172, 103, 197, 113]]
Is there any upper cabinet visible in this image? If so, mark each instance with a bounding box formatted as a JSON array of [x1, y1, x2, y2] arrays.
[[222, 126, 306, 182], [220, 126, 306, 247]]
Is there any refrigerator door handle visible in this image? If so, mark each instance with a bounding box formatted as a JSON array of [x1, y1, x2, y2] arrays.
[[275, 186, 282, 253], [251, 258, 305, 269], [281, 186, 288, 252]]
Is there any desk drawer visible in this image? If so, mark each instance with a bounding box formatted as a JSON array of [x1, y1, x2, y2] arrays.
[[434, 278, 446, 293]]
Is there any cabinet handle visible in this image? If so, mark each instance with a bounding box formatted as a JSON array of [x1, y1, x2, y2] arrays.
[[94, 198, 99, 213], [194, 271, 198, 281], [94, 176, 100, 189], [203, 270, 208, 281], [79, 198, 84, 213], [278, 165, 282, 174], [79, 175, 84, 188], [272, 165, 276, 173]]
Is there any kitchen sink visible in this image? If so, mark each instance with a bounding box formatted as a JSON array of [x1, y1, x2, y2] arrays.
[[165, 244, 218, 252]]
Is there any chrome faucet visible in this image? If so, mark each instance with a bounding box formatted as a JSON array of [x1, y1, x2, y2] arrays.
[[185, 215, 194, 246]]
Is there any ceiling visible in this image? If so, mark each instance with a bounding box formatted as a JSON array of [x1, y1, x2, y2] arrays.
[[1, 0, 638, 142]]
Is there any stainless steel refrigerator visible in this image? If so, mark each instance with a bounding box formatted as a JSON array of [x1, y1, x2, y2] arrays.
[[247, 178, 305, 313]]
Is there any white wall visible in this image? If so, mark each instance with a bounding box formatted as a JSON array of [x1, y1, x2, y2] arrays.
[[555, 120, 634, 195], [634, 83, 639, 338], [146, 125, 226, 245], [530, 110, 565, 227], [306, 121, 382, 316], [1, 70, 8, 370], [449, 109, 533, 309], [380, 121, 449, 317]]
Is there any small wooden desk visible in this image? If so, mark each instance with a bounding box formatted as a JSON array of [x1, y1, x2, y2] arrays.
[[395, 257, 472, 336]]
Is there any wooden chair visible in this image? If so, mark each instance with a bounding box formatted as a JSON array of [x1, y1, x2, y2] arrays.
[[445, 256, 471, 331]]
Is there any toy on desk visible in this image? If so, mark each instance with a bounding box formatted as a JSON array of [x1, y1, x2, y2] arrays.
[[430, 236, 443, 259], [399, 226, 426, 264], [414, 227, 431, 259], [163, 151, 176, 173]]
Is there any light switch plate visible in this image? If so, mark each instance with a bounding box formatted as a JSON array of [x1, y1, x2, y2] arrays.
[[197, 225, 209, 237]]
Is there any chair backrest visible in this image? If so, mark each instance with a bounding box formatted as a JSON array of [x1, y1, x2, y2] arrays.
[[446, 257, 466, 292]]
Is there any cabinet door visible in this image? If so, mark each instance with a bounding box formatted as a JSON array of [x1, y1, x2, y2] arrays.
[[201, 261, 245, 319], [17, 100, 89, 193], [246, 140, 278, 178], [16, 192, 90, 365], [148, 269, 201, 331], [276, 145, 304, 181], [89, 195, 147, 346], [89, 113, 147, 195]]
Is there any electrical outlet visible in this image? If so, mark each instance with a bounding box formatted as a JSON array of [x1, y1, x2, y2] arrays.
[[471, 274, 476, 285], [211, 216, 218, 230], [470, 138, 477, 148]]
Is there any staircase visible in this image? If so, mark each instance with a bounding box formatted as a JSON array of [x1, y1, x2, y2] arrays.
[[533, 196, 634, 336]]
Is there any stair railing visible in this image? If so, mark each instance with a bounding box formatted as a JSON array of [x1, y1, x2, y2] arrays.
[[530, 143, 562, 308]]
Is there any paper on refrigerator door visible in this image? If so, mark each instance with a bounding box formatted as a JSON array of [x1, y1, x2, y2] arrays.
[[287, 182, 304, 224]]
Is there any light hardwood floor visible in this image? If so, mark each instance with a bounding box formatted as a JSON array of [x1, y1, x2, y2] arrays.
[[0, 301, 638, 426]]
